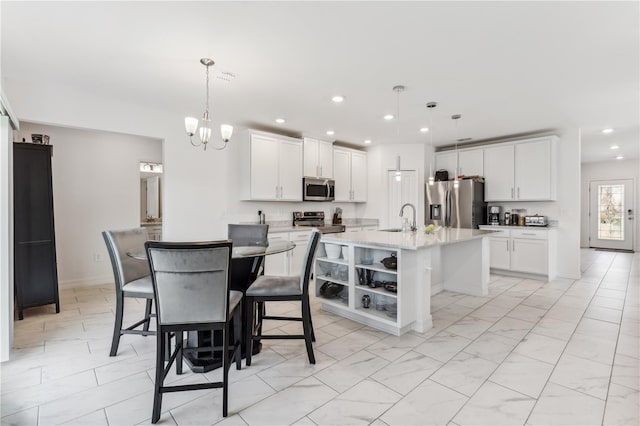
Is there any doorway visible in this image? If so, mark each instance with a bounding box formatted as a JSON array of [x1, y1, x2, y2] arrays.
[[387, 170, 418, 229], [589, 179, 634, 251]]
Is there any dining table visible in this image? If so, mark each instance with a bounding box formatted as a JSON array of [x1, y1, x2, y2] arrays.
[[128, 239, 296, 372]]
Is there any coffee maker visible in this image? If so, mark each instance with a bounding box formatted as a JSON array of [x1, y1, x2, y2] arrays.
[[488, 206, 501, 225]]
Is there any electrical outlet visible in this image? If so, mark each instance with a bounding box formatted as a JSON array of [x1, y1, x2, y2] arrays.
[[94, 252, 103, 262]]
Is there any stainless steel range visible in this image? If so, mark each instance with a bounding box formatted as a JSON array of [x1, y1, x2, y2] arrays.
[[293, 211, 345, 234]]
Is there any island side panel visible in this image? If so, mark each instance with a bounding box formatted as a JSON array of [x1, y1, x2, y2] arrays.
[[403, 247, 433, 333], [440, 237, 489, 296]]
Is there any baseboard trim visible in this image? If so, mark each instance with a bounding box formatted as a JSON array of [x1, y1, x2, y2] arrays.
[[59, 275, 112, 288]]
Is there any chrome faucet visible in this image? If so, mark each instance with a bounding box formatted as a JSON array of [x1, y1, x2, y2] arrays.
[[399, 203, 417, 232]]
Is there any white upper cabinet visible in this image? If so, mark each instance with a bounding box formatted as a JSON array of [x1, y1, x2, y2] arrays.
[[434, 148, 483, 179], [333, 147, 367, 202], [248, 132, 303, 201], [303, 138, 334, 178], [515, 139, 555, 200], [484, 136, 557, 202], [458, 149, 483, 177], [435, 152, 457, 178], [484, 145, 515, 201]]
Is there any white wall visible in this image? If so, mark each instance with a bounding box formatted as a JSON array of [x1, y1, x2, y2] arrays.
[[360, 143, 429, 229], [16, 123, 162, 286], [1, 115, 14, 362], [581, 159, 640, 250]]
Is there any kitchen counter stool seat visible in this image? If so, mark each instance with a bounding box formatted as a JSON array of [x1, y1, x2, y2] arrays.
[[102, 227, 156, 357], [245, 230, 320, 365]]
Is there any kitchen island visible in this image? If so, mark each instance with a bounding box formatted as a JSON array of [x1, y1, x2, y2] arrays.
[[315, 228, 494, 335]]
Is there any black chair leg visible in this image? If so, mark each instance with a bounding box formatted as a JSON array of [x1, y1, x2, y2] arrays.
[[302, 298, 316, 364], [152, 330, 165, 424], [234, 307, 242, 370], [143, 299, 153, 333], [110, 295, 124, 356], [222, 324, 230, 417], [257, 301, 264, 336], [245, 297, 254, 366], [176, 332, 183, 375], [309, 313, 316, 342]]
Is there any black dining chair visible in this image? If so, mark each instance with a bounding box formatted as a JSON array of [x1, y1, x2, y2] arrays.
[[145, 240, 243, 422], [245, 230, 321, 365], [102, 227, 155, 356]]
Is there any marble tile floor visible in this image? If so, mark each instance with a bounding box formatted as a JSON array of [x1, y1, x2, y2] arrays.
[[1, 249, 638, 426]]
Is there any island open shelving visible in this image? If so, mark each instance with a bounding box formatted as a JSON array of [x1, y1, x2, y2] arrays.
[[314, 228, 493, 335]]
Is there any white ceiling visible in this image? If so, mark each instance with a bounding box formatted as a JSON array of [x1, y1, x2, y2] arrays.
[[2, 1, 638, 162]]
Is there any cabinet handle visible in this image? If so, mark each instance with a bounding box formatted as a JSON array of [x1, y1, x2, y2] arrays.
[[511, 188, 514, 199], [521, 233, 537, 236], [317, 165, 320, 177], [280, 186, 283, 198], [276, 186, 279, 198], [512, 240, 515, 251], [517, 187, 520, 199], [320, 166, 323, 176]]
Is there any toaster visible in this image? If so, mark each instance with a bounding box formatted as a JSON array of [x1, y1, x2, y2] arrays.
[[524, 215, 548, 227]]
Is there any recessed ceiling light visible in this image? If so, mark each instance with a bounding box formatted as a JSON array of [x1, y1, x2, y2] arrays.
[[383, 114, 394, 120], [420, 127, 429, 133], [602, 128, 614, 134], [610, 144, 619, 150], [364, 139, 372, 144], [326, 130, 335, 136], [616, 155, 624, 160], [331, 95, 345, 103], [275, 118, 285, 124]]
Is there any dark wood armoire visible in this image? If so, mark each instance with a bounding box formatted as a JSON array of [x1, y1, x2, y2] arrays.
[[13, 143, 60, 319]]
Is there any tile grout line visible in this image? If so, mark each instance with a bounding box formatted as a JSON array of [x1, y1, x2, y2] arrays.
[[523, 251, 619, 425], [599, 257, 633, 425], [444, 275, 582, 424]]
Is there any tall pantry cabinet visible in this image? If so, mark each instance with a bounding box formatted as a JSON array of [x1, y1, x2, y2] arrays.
[[13, 143, 60, 319]]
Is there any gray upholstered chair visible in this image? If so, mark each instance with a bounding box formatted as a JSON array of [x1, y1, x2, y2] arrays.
[[145, 240, 242, 422], [227, 224, 269, 246], [102, 227, 155, 356], [245, 230, 321, 365]]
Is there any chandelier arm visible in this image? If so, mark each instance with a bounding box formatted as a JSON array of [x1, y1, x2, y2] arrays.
[[189, 135, 202, 147], [208, 140, 229, 151]]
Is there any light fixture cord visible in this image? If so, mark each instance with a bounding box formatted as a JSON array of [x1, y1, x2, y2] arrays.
[[205, 63, 210, 118], [429, 106, 434, 176]]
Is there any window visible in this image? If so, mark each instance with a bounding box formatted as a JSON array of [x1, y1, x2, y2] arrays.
[[598, 184, 624, 240]]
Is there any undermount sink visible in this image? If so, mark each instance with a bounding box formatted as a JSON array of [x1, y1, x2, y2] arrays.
[[378, 228, 403, 232]]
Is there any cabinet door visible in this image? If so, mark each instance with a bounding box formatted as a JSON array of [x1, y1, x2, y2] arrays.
[[289, 231, 312, 276], [489, 237, 511, 270], [303, 137, 319, 177], [458, 150, 483, 177], [318, 140, 334, 178], [484, 145, 515, 201], [333, 149, 351, 201], [511, 238, 548, 274], [435, 152, 457, 178], [251, 135, 280, 200], [264, 234, 289, 276], [350, 151, 367, 202], [279, 139, 303, 201], [515, 140, 552, 200]]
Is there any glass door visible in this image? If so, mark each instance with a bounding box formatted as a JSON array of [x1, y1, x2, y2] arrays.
[[589, 179, 634, 251]]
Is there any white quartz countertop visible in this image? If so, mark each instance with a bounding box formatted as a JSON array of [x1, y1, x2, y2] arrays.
[[479, 225, 553, 231], [321, 228, 495, 250]]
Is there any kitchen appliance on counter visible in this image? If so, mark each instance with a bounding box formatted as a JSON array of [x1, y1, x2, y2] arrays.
[[302, 177, 335, 201], [525, 215, 548, 227], [488, 206, 501, 225], [504, 211, 510, 225], [293, 211, 345, 234], [426, 179, 486, 228]]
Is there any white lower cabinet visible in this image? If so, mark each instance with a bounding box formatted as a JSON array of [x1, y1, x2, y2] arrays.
[[314, 241, 406, 335], [480, 226, 555, 279], [264, 230, 312, 276]]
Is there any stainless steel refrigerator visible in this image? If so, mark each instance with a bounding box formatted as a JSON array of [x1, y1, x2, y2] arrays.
[[425, 180, 486, 228]]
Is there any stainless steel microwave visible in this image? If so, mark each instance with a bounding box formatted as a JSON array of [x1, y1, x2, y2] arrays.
[[303, 177, 335, 201]]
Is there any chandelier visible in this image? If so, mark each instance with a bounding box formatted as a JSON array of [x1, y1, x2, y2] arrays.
[[184, 58, 233, 150]]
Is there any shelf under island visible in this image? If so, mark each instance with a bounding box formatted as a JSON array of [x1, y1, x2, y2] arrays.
[[315, 228, 495, 335]]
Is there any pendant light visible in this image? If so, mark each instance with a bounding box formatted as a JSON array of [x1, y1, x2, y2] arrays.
[[393, 85, 405, 182], [426, 102, 437, 186], [452, 114, 461, 189], [184, 58, 234, 151]]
